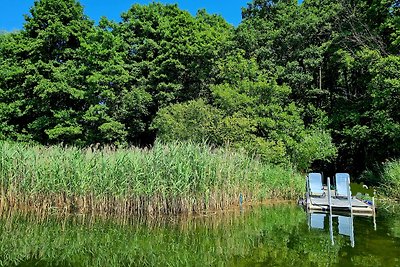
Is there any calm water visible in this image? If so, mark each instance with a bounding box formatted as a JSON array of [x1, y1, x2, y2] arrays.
[[0, 203, 399, 267]]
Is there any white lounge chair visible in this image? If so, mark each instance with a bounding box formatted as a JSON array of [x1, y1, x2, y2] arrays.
[[335, 173, 351, 198], [307, 173, 325, 197]]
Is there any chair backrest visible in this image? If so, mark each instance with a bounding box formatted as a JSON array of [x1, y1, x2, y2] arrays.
[[335, 173, 350, 197], [308, 173, 323, 195]]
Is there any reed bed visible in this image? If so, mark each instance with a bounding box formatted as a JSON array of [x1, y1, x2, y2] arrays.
[[0, 141, 304, 215], [380, 160, 400, 200]]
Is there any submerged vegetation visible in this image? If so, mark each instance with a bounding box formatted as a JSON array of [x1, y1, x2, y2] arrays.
[[0, 141, 303, 215]]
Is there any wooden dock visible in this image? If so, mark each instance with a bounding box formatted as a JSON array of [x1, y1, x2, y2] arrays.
[[307, 191, 375, 214], [304, 175, 376, 215], [304, 175, 376, 247]]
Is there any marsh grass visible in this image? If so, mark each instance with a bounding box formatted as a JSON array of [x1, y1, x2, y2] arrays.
[[380, 160, 400, 200], [0, 141, 304, 215]]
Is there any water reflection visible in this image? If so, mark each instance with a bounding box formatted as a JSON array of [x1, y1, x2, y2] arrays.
[[307, 211, 378, 248], [0, 204, 398, 266]]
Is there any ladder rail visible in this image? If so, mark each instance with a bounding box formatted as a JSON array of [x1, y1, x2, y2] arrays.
[[346, 176, 353, 213]]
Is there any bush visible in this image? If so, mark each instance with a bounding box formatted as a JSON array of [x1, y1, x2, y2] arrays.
[[151, 99, 224, 145], [380, 160, 400, 199], [152, 99, 337, 169]]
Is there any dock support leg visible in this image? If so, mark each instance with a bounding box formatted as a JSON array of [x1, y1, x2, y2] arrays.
[[327, 177, 334, 245], [327, 177, 332, 213], [372, 196, 377, 231], [305, 175, 309, 210], [346, 176, 353, 214], [346, 176, 355, 247]]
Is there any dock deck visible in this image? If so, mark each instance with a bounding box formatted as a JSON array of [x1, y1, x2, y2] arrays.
[[307, 189, 374, 214]]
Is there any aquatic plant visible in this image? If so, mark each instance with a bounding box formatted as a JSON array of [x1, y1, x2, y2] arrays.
[[0, 141, 304, 215]]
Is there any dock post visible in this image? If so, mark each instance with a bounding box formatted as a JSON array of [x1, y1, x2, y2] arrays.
[[329, 211, 334, 245], [372, 196, 376, 214], [327, 177, 332, 213], [372, 196, 377, 230], [306, 175, 309, 210], [327, 177, 334, 245], [346, 176, 353, 214], [350, 212, 355, 247]]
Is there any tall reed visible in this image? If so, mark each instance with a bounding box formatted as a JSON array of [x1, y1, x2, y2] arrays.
[[380, 160, 400, 200], [0, 141, 304, 215]]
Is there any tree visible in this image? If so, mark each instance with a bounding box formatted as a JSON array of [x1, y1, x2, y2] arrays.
[[0, 0, 95, 144], [331, 51, 400, 174], [237, 0, 399, 175], [153, 52, 336, 168], [0, 32, 29, 141], [116, 3, 234, 108]]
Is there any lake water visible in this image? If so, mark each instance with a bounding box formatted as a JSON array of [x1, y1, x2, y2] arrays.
[[0, 203, 399, 266]]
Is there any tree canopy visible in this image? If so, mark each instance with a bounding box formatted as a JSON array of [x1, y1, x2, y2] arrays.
[[0, 0, 399, 175]]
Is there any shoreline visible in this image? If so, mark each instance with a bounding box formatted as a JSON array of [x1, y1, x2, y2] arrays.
[[0, 191, 298, 217]]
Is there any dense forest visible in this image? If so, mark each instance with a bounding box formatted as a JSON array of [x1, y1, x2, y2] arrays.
[[0, 0, 399, 183]]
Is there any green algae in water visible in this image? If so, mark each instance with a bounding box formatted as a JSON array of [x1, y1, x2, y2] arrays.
[[0, 204, 399, 267]]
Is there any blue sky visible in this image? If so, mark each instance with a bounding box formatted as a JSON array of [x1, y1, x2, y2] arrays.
[[1, 0, 254, 31]]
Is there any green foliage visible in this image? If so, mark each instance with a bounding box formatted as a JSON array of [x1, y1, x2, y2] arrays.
[[292, 130, 338, 171], [380, 160, 400, 199], [0, 0, 92, 144], [237, 0, 341, 110], [152, 54, 337, 168], [117, 3, 234, 107], [151, 99, 223, 144], [238, 0, 399, 176], [0, 0, 399, 175], [331, 51, 400, 172]]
